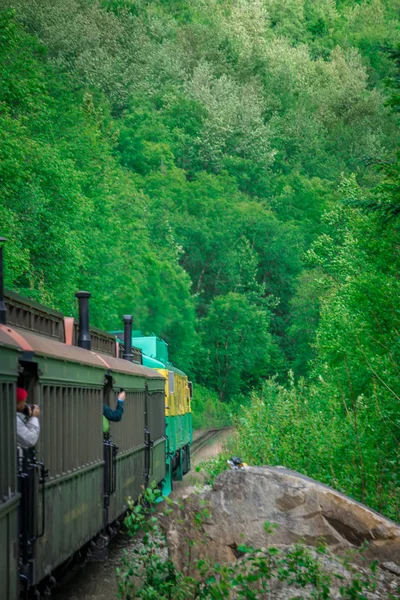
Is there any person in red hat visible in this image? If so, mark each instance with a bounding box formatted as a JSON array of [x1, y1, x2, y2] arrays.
[[16, 387, 40, 449]]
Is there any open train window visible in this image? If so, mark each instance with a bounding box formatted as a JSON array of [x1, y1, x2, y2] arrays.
[[103, 374, 114, 407], [17, 360, 39, 404]]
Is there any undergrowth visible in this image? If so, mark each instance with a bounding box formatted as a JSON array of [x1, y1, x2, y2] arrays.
[[116, 484, 394, 600], [224, 377, 400, 522], [191, 386, 241, 429]]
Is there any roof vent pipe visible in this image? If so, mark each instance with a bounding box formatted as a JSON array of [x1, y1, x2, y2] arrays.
[[75, 291, 91, 350], [122, 315, 133, 362], [0, 238, 7, 325]]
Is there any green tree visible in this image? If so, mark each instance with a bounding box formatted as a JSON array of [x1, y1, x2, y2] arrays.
[[198, 292, 272, 401]]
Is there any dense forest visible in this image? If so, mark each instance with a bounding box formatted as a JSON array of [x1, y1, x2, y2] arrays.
[[0, 0, 399, 518]]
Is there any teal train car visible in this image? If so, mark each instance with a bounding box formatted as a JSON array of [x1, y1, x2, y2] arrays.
[[112, 332, 193, 496]]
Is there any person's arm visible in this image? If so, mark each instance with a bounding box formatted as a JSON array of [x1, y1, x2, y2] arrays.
[[103, 399, 124, 422], [16, 416, 40, 449]]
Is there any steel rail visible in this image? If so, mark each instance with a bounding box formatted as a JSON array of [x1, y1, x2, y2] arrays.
[[191, 428, 226, 456]]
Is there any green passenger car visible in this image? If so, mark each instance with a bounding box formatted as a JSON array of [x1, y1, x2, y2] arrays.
[[0, 328, 21, 600], [0, 291, 166, 598]]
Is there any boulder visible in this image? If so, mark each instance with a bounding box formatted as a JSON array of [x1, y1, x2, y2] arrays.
[[162, 466, 400, 576]]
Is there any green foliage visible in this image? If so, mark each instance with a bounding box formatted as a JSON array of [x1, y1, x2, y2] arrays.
[[1, 0, 400, 509], [198, 292, 273, 400], [229, 372, 400, 520], [287, 268, 323, 375], [195, 452, 229, 486], [344, 44, 400, 222], [0, 9, 89, 306], [191, 385, 239, 429], [0, 7, 196, 363], [117, 484, 183, 600]]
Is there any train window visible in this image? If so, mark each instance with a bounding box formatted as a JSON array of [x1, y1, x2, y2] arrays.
[[108, 389, 146, 452], [40, 384, 103, 478], [103, 374, 114, 406], [188, 381, 193, 399], [168, 371, 175, 394], [0, 381, 16, 501], [18, 360, 39, 404]]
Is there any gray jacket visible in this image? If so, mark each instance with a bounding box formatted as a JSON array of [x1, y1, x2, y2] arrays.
[[16, 412, 40, 449]]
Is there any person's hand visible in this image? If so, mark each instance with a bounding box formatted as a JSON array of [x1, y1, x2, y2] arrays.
[[32, 405, 40, 418], [118, 391, 126, 402]]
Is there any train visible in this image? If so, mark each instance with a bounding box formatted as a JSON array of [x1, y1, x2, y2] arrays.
[[0, 249, 193, 598], [111, 330, 193, 496]]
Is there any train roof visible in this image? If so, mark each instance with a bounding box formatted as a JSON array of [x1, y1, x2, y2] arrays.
[[165, 364, 187, 377], [142, 354, 165, 369], [112, 331, 187, 376], [3, 289, 142, 362], [0, 324, 164, 380], [0, 325, 21, 350], [111, 330, 169, 363]]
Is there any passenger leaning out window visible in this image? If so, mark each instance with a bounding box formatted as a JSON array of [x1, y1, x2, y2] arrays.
[[103, 389, 125, 435], [16, 387, 40, 449]]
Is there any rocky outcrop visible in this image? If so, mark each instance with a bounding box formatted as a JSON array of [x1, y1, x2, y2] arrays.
[[162, 466, 400, 581]]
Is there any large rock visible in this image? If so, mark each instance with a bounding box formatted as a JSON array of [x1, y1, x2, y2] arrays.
[[162, 466, 400, 576]]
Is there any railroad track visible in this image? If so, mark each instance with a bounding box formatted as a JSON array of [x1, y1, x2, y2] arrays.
[[191, 428, 227, 456]]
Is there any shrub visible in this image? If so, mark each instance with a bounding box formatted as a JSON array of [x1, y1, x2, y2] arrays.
[[227, 375, 400, 521], [191, 385, 241, 429]]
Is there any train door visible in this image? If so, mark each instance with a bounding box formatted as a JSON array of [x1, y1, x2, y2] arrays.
[[0, 336, 20, 600], [106, 379, 147, 523], [102, 375, 118, 527], [17, 360, 46, 595], [145, 379, 167, 488]]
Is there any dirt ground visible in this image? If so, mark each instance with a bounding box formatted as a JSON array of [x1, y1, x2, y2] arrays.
[[54, 429, 232, 600], [170, 428, 232, 499], [191, 428, 232, 464]]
